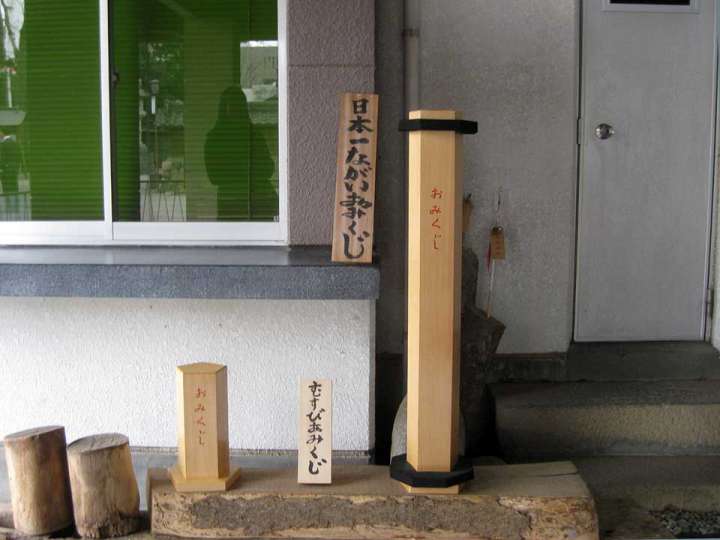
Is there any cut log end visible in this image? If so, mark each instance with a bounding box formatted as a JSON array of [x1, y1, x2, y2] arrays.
[[3, 426, 74, 536], [68, 433, 129, 455], [68, 434, 140, 539], [3, 425, 65, 442]]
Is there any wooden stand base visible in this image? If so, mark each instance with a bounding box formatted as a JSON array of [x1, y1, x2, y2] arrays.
[[169, 466, 241, 493], [401, 483, 460, 494], [150, 462, 599, 540]]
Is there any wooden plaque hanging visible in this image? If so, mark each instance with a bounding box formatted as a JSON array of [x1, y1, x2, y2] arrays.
[[331, 93, 379, 264]]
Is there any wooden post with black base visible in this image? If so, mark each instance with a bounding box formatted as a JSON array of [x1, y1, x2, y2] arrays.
[[390, 110, 478, 494]]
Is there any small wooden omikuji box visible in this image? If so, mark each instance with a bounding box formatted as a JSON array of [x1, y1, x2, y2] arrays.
[[170, 362, 240, 492]]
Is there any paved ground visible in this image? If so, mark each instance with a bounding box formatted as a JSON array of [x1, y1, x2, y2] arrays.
[[576, 456, 720, 539], [576, 456, 720, 513]]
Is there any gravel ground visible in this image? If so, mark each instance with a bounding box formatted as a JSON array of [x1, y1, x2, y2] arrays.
[[652, 507, 720, 538]]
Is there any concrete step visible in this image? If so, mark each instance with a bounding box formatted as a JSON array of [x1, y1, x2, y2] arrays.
[[492, 380, 720, 460], [567, 342, 720, 382]]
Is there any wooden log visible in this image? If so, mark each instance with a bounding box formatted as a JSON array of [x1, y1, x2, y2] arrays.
[[149, 462, 600, 540], [67, 434, 141, 538], [3, 426, 74, 535]]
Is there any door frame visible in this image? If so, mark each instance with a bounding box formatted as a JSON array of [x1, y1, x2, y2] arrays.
[[573, 0, 720, 343]]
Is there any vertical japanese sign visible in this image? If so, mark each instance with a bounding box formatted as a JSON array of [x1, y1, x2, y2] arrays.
[[429, 187, 444, 251], [194, 384, 207, 447], [298, 379, 332, 484], [331, 93, 379, 264]]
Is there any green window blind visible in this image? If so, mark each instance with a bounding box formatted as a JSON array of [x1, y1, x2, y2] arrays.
[[112, 0, 279, 223], [0, 0, 103, 221]]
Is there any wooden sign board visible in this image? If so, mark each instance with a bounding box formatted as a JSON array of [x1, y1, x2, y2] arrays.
[[170, 362, 240, 492], [331, 93, 379, 264], [298, 379, 332, 484]]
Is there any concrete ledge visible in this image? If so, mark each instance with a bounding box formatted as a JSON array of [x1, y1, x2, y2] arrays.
[[149, 463, 599, 539], [0, 246, 379, 300], [567, 341, 720, 381]]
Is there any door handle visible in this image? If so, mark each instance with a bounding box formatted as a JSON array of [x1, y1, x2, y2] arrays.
[[595, 123, 615, 140]]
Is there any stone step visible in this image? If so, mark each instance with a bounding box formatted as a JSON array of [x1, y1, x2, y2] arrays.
[[566, 342, 720, 382], [492, 380, 720, 459]]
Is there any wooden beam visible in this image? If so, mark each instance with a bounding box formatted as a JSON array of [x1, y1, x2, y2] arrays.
[[406, 110, 463, 484]]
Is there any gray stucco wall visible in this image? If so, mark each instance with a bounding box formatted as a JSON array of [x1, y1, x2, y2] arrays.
[[415, 1, 579, 353], [0, 298, 375, 450], [287, 0, 376, 244], [285, 0, 406, 355], [284, 0, 579, 354]]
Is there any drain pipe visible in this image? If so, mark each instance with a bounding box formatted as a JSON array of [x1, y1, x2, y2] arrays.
[[404, 0, 420, 112], [399, 0, 421, 389]]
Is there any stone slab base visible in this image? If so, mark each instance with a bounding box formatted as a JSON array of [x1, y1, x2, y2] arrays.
[[148, 462, 599, 539]]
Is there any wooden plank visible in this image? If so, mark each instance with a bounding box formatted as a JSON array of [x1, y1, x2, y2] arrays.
[[149, 464, 599, 539], [297, 379, 332, 484], [406, 110, 463, 477], [331, 93, 379, 264]]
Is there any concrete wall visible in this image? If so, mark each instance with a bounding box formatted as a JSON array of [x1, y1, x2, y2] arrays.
[[414, 0, 579, 353], [0, 298, 374, 451], [711, 5, 720, 350], [287, 0, 375, 244]]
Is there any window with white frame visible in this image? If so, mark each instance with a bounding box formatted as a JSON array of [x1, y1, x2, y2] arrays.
[[0, 0, 287, 245]]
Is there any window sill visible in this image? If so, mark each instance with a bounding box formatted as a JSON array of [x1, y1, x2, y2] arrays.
[[0, 246, 379, 300]]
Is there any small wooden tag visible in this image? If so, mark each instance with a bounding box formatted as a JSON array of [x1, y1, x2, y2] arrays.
[[490, 226, 506, 260], [298, 379, 332, 484]]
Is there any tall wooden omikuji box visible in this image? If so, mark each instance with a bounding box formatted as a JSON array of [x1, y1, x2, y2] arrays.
[[170, 362, 240, 492], [391, 110, 478, 494]]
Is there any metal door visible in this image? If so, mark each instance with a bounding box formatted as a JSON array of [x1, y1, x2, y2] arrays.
[[576, 0, 716, 341]]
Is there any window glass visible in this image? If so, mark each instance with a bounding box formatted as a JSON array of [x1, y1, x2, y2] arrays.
[[0, 0, 103, 221], [112, 0, 279, 223]]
